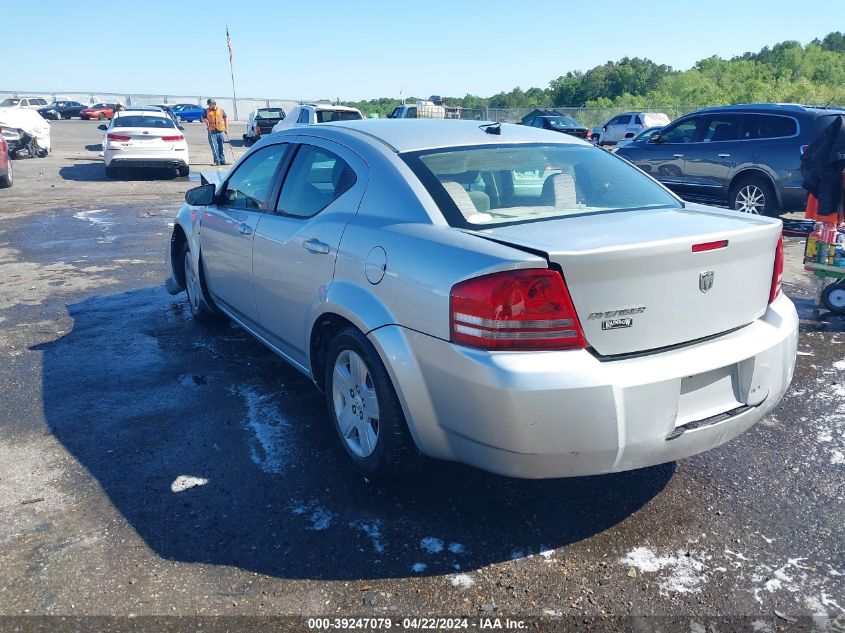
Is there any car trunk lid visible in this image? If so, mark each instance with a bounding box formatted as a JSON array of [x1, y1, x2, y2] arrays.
[[465, 205, 781, 356]]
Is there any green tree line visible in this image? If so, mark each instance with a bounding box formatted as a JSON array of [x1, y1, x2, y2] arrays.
[[345, 32, 845, 117]]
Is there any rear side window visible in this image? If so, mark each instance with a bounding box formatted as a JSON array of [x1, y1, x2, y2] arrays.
[[297, 109, 310, 123], [743, 115, 797, 140], [276, 146, 357, 217], [701, 115, 742, 142]]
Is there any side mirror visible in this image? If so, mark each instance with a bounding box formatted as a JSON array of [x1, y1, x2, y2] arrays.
[[648, 134, 661, 143], [185, 183, 216, 206], [97, 124, 107, 131]]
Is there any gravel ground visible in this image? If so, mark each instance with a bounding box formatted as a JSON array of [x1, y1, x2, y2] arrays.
[[0, 121, 843, 631]]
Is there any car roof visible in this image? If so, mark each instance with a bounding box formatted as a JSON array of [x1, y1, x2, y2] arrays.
[[125, 105, 164, 111], [690, 103, 845, 116], [113, 110, 169, 119], [325, 119, 588, 153], [303, 104, 360, 112]]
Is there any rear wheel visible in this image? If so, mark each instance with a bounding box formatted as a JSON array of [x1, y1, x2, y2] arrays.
[[0, 159, 12, 188], [325, 328, 421, 479], [821, 280, 845, 315], [730, 176, 779, 217]]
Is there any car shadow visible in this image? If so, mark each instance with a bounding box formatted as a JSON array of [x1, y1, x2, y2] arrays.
[[59, 162, 185, 182], [35, 286, 673, 581], [793, 296, 845, 333], [84, 144, 103, 152]]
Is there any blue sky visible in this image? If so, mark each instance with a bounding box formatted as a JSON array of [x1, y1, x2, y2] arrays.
[[4, 0, 841, 101]]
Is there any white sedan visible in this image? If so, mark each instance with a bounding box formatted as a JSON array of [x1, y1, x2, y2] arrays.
[[271, 104, 362, 133], [166, 120, 797, 479], [100, 110, 189, 178]]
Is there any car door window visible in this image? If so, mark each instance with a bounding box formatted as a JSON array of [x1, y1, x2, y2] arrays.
[[221, 144, 289, 210], [611, 115, 631, 126], [657, 118, 700, 143], [276, 145, 357, 218], [700, 115, 741, 142]]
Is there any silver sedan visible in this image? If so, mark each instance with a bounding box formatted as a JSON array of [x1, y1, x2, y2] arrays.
[[165, 119, 798, 479]]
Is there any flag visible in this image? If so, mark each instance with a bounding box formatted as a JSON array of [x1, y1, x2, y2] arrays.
[[226, 26, 233, 64]]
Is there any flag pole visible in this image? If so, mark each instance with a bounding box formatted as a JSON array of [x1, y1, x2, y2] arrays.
[[227, 26, 239, 121]]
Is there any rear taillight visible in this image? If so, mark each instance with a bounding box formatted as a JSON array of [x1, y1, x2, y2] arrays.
[[107, 133, 131, 141], [585, 130, 592, 139], [800, 145, 809, 156], [450, 269, 586, 351], [162, 135, 184, 142], [769, 235, 783, 304]]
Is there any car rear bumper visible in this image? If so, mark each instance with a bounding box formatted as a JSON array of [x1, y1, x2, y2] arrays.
[[369, 293, 798, 478], [107, 158, 188, 169]]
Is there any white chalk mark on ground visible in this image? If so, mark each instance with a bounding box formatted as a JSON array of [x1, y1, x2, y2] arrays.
[[229, 385, 292, 474], [170, 475, 208, 492], [448, 542, 466, 554], [411, 563, 427, 573], [621, 547, 709, 595]]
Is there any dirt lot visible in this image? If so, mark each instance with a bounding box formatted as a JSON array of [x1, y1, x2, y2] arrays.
[[0, 121, 843, 630]]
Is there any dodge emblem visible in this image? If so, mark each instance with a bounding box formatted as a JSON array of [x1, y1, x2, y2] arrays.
[[699, 270, 715, 293]]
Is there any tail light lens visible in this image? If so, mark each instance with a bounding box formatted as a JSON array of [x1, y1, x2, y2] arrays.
[[450, 269, 586, 351], [162, 135, 184, 142], [585, 129, 592, 139], [800, 145, 809, 156], [769, 235, 783, 304], [107, 133, 131, 141]]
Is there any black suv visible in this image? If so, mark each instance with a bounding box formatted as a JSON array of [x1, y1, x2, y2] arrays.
[[616, 104, 843, 216]]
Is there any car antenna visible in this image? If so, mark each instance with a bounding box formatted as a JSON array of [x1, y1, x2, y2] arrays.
[[480, 122, 501, 135]]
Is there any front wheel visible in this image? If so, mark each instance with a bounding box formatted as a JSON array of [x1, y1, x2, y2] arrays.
[[325, 328, 421, 479], [821, 280, 845, 315], [182, 242, 222, 322], [730, 177, 779, 216], [97, 113, 106, 120], [178, 165, 190, 177]]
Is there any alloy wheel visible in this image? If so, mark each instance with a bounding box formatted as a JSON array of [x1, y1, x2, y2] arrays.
[[735, 185, 765, 214], [184, 252, 201, 314], [332, 350, 380, 458]]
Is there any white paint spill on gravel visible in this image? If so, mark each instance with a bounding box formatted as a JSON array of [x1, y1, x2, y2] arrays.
[[621, 547, 709, 595], [290, 501, 335, 531], [170, 475, 209, 492], [350, 520, 384, 554], [229, 385, 292, 474], [448, 542, 466, 554], [420, 537, 445, 554], [450, 574, 475, 588], [411, 563, 427, 573]]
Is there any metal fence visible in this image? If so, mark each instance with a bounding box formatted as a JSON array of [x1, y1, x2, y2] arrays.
[[0, 90, 306, 122]]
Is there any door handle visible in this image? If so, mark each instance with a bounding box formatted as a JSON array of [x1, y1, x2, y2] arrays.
[[303, 238, 330, 254], [673, 154, 684, 158], [237, 223, 253, 236], [717, 153, 731, 158]]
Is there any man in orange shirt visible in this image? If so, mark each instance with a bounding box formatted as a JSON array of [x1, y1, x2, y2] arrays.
[[201, 99, 229, 166]]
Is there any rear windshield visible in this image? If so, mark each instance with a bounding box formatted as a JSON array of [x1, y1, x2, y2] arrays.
[[545, 116, 582, 128], [316, 110, 362, 123], [402, 143, 681, 227], [257, 108, 285, 120], [112, 116, 177, 129], [814, 114, 843, 136]]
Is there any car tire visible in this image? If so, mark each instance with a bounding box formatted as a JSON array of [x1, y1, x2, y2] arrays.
[[730, 176, 779, 217], [98, 113, 106, 120], [182, 242, 223, 323], [56, 112, 63, 120], [325, 327, 422, 479], [0, 160, 12, 189], [821, 280, 845, 315], [178, 166, 190, 177]]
